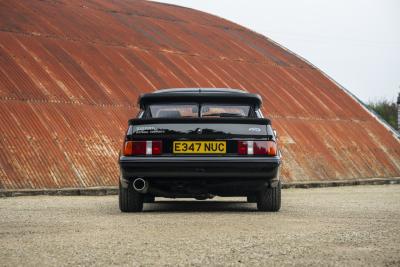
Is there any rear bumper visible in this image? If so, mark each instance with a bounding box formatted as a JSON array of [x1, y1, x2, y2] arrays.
[[119, 156, 281, 180]]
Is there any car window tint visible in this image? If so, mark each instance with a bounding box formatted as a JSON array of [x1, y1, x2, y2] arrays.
[[149, 104, 198, 118], [201, 104, 250, 117]]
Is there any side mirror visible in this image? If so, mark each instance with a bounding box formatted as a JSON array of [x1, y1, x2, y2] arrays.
[[273, 129, 278, 139]]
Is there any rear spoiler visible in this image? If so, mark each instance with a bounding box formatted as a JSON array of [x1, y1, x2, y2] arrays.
[[128, 117, 271, 126], [138, 91, 262, 109]]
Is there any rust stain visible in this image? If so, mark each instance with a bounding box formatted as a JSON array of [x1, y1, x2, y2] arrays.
[[0, 0, 399, 189]]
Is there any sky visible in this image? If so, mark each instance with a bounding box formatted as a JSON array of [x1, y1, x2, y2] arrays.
[[154, 0, 400, 103]]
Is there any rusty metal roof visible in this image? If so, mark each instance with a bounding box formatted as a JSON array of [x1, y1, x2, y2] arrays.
[[0, 0, 399, 189]]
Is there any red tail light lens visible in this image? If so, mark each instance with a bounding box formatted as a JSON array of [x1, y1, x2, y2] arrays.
[[254, 141, 268, 155], [123, 141, 162, 156], [254, 141, 277, 156], [152, 140, 162, 155], [132, 141, 147, 155], [238, 140, 277, 156], [238, 141, 248, 155]]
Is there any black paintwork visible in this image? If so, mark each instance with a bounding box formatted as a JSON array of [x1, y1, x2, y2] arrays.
[[138, 88, 263, 109], [119, 88, 281, 198]]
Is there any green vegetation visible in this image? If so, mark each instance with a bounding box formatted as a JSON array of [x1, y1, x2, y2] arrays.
[[367, 99, 397, 129]]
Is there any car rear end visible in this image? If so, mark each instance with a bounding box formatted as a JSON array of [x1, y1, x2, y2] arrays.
[[118, 88, 282, 212], [120, 117, 280, 186]]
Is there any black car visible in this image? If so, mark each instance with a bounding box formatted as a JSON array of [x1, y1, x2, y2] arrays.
[[119, 88, 282, 212]]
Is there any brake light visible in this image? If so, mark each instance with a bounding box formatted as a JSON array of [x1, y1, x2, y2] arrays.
[[152, 140, 162, 155], [254, 141, 268, 155], [238, 141, 248, 155], [237, 140, 277, 156], [123, 141, 162, 156]]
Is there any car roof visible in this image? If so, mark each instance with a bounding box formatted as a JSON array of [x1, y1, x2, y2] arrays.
[[138, 88, 262, 108]]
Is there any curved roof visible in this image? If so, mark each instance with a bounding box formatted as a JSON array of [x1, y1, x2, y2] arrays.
[[0, 0, 399, 189]]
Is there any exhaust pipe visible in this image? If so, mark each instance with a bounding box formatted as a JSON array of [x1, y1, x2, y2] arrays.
[[132, 178, 149, 194]]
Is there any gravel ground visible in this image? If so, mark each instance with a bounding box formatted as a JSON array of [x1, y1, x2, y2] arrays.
[[0, 184, 399, 266]]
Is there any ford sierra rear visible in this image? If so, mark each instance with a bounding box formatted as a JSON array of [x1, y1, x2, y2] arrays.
[[119, 88, 282, 212]]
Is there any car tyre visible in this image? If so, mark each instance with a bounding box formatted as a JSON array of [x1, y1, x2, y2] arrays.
[[257, 181, 281, 212], [119, 181, 144, 212]]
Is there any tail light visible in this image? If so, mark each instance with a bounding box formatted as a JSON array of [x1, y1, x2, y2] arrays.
[[238, 140, 277, 156], [238, 141, 248, 155], [123, 140, 162, 156], [151, 141, 162, 155]]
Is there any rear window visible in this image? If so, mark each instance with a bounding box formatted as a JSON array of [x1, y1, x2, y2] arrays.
[[146, 103, 251, 118], [201, 104, 250, 118], [149, 104, 198, 118]]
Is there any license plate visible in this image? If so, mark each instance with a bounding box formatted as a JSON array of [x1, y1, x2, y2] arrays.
[[173, 141, 226, 154]]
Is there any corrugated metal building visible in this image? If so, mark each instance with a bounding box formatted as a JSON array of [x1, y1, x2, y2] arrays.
[[0, 0, 399, 189]]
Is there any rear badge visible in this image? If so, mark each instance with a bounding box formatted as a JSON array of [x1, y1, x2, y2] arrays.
[[134, 126, 164, 134], [249, 127, 261, 132]]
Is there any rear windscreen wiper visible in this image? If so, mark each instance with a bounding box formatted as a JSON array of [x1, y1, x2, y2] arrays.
[[202, 113, 245, 117]]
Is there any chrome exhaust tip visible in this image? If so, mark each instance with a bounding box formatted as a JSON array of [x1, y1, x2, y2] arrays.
[[132, 178, 149, 194]]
